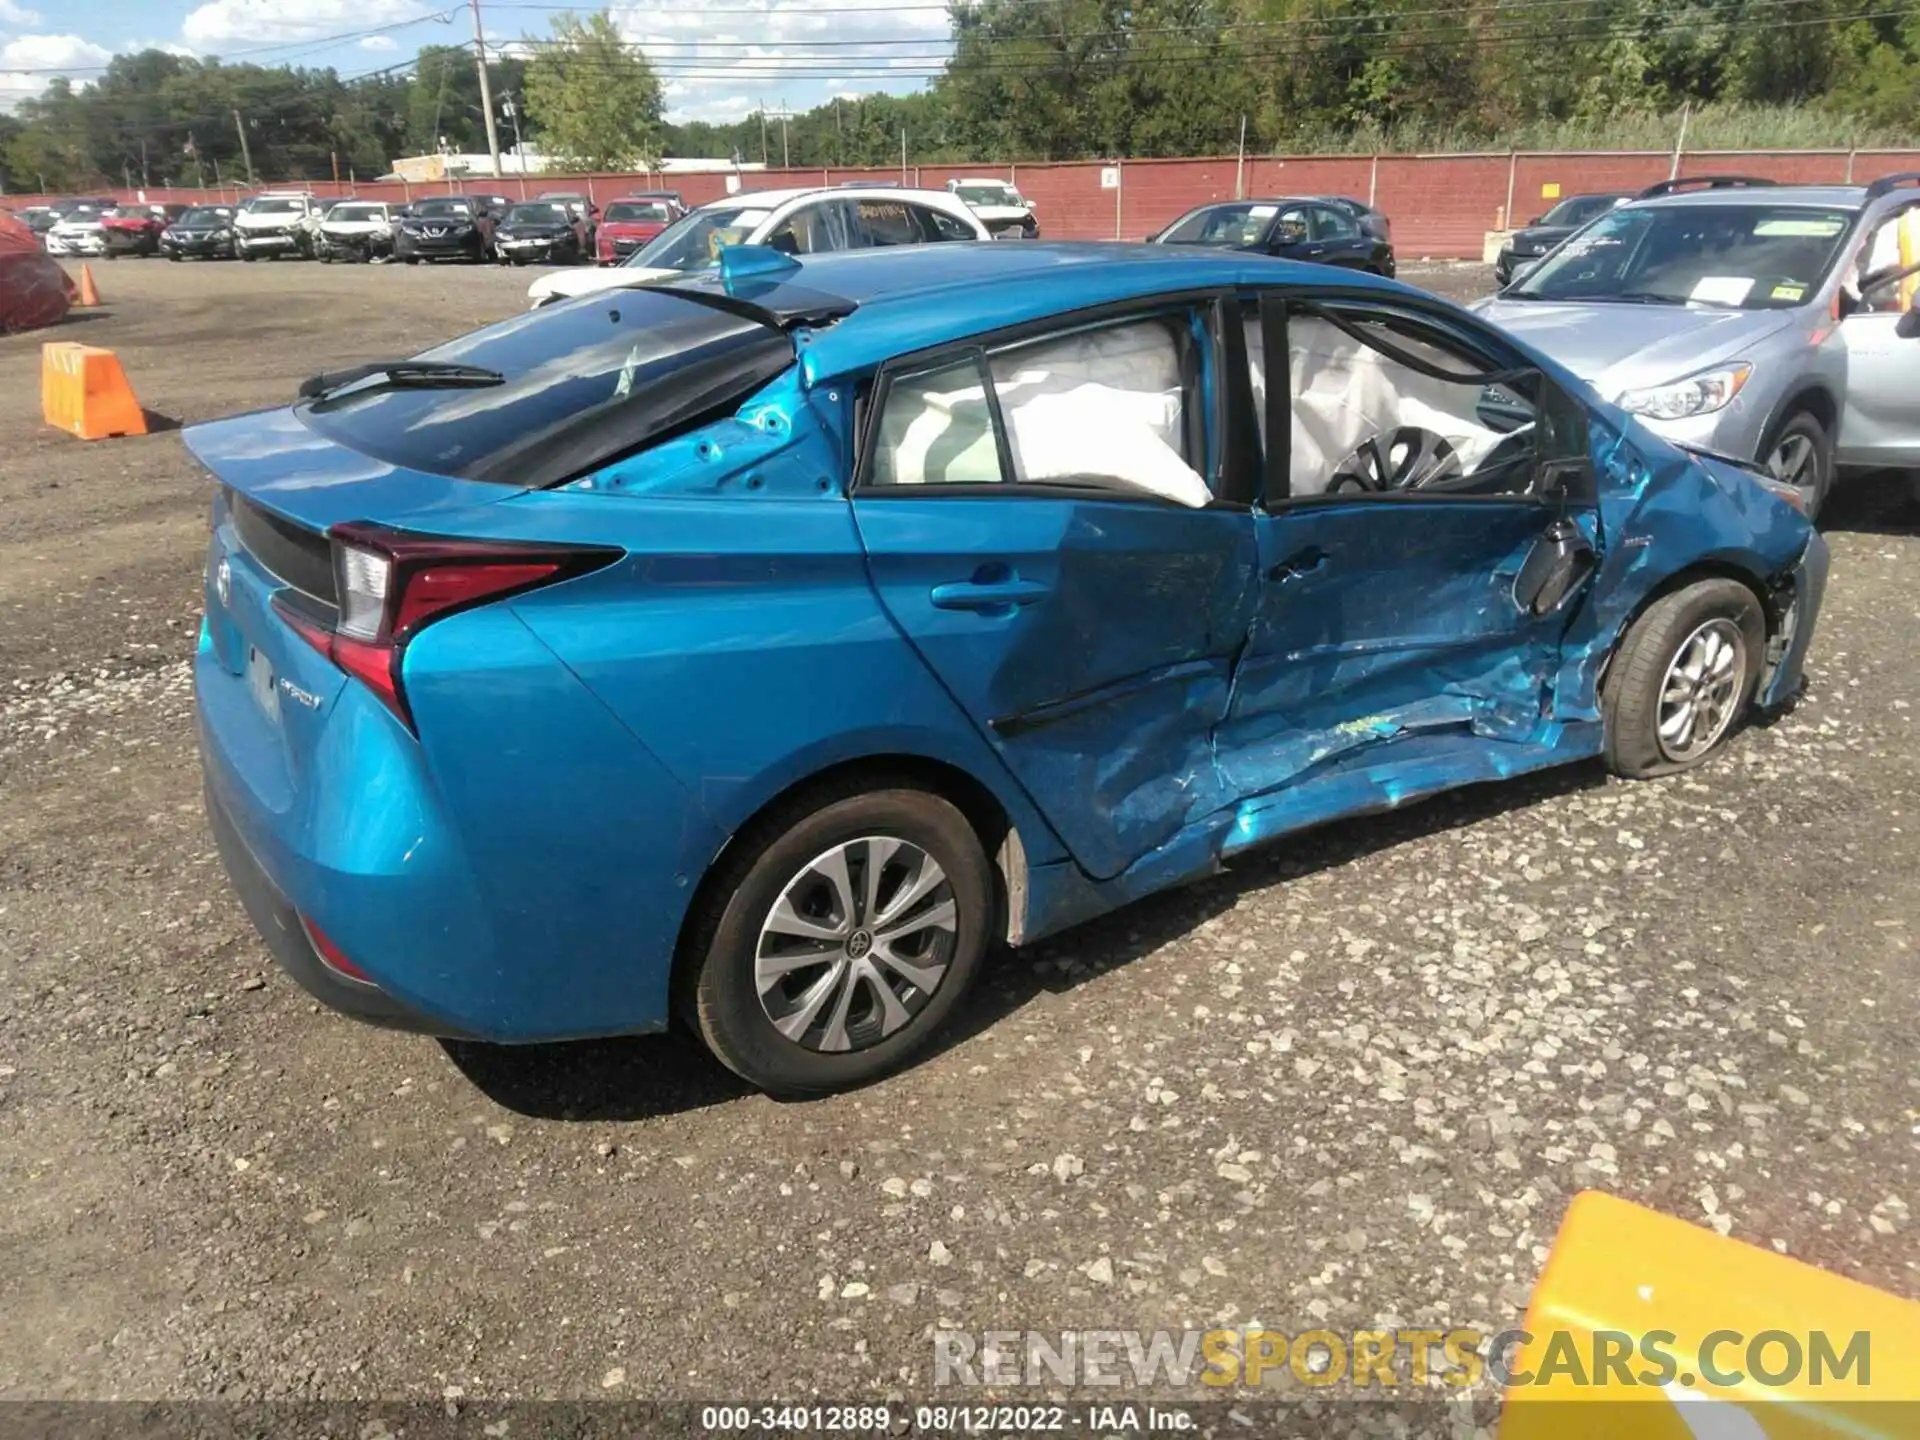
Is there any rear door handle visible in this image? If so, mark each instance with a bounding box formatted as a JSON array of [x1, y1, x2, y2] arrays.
[[1268, 546, 1330, 583], [930, 578, 1052, 612]]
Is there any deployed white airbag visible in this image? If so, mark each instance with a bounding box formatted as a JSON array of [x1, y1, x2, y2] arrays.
[[1246, 315, 1526, 495], [870, 318, 1212, 507]]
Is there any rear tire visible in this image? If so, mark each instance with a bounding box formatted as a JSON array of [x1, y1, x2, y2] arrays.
[[682, 784, 992, 1095], [1603, 578, 1766, 779]]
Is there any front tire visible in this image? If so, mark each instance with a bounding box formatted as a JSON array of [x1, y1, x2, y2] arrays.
[[682, 785, 992, 1095], [1603, 578, 1766, 779], [1761, 409, 1833, 518]]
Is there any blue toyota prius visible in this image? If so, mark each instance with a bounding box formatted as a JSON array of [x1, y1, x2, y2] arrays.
[[191, 241, 1828, 1094]]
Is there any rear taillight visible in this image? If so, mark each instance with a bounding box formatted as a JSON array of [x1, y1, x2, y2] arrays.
[[274, 521, 618, 730]]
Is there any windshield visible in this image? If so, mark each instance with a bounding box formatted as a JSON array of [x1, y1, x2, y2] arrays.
[[413, 199, 474, 219], [507, 203, 570, 224], [605, 201, 672, 223], [1509, 203, 1856, 309], [954, 184, 1017, 207], [327, 204, 383, 222], [627, 205, 772, 270], [1160, 203, 1276, 246], [247, 198, 305, 215], [298, 288, 796, 487], [1540, 195, 1621, 227], [179, 207, 230, 225]]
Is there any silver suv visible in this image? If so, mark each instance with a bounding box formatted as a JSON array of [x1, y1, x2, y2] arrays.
[[1476, 174, 1920, 513]]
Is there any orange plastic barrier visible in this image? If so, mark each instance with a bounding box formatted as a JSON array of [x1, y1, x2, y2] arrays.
[[76, 262, 101, 307], [1501, 1191, 1920, 1438], [41, 342, 148, 440]]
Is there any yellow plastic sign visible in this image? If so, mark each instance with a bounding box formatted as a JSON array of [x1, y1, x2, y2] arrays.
[[1541, 183, 1562, 199], [1501, 1192, 1920, 1439]]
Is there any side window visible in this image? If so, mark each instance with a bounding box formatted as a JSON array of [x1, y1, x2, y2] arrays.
[[915, 205, 976, 242], [1245, 304, 1552, 500], [1852, 204, 1918, 314], [1311, 205, 1358, 242], [856, 199, 921, 247], [765, 203, 841, 256], [869, 356, 1002, 487], [1272, 206, 1311, 247], [867, 314, 1212, 508]]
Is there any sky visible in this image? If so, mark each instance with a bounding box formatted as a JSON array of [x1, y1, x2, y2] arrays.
[[0, 0, 956, 129]]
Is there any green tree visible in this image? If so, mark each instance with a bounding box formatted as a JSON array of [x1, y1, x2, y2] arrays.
[[522, 10, 663, 170]]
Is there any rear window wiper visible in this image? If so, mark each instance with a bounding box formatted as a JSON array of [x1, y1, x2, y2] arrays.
[[298, 361, 505, 404]]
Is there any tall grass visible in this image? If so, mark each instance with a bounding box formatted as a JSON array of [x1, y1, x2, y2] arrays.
[[1274, 103, 1919, 154]]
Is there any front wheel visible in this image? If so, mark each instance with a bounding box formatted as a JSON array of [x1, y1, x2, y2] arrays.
[[1603, 578, 1766, 779], [1761, 409, 1833, 518], [682, 785, 992, 1095]]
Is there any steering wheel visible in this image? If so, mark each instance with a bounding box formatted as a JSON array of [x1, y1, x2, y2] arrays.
[[1328, 427, 1462, 493]]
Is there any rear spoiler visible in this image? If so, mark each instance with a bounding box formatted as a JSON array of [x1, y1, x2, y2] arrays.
[[1636, 175, 1778, 200], [656, 244, 857, 330]]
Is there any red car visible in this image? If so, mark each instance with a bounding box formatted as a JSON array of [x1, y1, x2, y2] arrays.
[[595, 193, 685, 264], [0, 209, 74, 331], [101, 203, 188, 257]]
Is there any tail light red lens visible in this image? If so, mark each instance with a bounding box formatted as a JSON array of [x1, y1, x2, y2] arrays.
[[300, 915, 373, 983], [274, 521, 618, 731]]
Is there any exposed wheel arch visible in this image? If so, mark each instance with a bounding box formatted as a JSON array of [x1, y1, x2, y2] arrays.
[[1756, 382, 1838, 458], [671, 754, 1032, 1019], [1596, 559, 1783, 697]]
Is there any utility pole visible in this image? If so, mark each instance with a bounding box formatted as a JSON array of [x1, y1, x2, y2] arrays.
[[501, 93, 525, 157], [232, 109, 256, 186], [470, 0, 505, 179], [140, 136, 150, 189], [780, 100, 789, 169], [759, 107, 769, 166]]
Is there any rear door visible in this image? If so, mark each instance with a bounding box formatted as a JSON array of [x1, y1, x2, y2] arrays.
[[851, 300, 1260, 880], [1835, 200, 1920, 467]]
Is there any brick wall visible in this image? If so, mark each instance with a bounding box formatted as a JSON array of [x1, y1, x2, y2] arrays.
[[11, 149, 1917, 259]]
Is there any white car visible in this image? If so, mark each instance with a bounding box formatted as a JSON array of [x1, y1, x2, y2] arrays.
[[525, 186, 989, 309], [315, 200, 396, 262], [44, 205, 112, 257], [946, 178, 1040, 239], [234, 192, 325, 261]]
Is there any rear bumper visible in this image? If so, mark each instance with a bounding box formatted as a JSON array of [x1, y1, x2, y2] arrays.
[[204, 775, 470, 1036]]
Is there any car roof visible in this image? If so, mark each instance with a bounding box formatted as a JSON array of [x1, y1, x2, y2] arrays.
[[698, 185, 960, 211], [953, 177, 1016, 185], [1630, 185, 1868, 210], [701, 242, 1402, 379]]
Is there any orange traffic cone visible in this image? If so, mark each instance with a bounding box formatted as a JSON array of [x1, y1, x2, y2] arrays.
[[76, 264, 101, 307]]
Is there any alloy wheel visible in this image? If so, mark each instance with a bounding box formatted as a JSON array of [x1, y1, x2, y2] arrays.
[[1766, 432, 1820, 500], [1656, 618, 1746, 762], [754, 836, 958, 1054]]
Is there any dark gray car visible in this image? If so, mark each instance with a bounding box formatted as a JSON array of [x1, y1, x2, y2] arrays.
[[1477, 174, 1920, 513]]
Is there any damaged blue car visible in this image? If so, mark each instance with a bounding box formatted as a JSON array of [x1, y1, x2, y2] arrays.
[[190, 242, 1827, 1094]]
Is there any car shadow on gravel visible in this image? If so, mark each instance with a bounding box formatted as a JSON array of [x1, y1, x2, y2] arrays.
[[1821, 469, 1920, 534], [929, 758, 1612, 1059], [440, 758, 1608, 1119], [438, 1029, 756, 1121]]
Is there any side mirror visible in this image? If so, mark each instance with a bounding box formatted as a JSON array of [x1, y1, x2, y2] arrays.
[[1528, 214, 1543, 225], [1898, 308, 1920, 339]]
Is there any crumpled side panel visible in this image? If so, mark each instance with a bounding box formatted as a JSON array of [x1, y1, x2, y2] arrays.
[[1551, 427, 1813, 722]]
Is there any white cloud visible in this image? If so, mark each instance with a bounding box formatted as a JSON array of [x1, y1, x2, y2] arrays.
[[182, 0, 424, 49], [358, 34, 396, 51], [0, 31, 110, 109], [0, 0, 44, 28], [594, 0, 946, 126]]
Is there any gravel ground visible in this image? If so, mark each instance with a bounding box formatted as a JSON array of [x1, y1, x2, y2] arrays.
[[1, 257, 1917, 1414]]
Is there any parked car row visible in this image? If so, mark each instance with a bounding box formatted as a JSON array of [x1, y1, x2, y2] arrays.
[[5, 188, 693, 266]]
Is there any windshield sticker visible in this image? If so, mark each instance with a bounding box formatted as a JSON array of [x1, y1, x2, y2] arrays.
[[613, 344, 644, 400], [1770, 282, 1807, 302], [1249, 205, 1278, 219], [1753, 218, 1846, 237], [1690, 275, 1754, 305]]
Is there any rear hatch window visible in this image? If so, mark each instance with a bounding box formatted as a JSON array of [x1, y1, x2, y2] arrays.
[[296, 287, 796, 488]]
